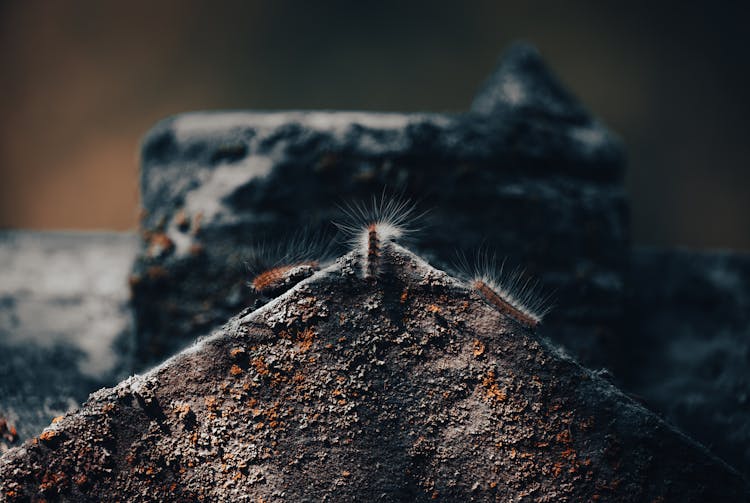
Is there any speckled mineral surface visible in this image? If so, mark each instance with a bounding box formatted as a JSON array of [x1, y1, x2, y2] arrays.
[[1, 244, 747, 502]]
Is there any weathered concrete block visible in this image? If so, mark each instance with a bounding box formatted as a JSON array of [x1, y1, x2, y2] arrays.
[[133, 43, 628, 368], [0, 231, 137, 446]]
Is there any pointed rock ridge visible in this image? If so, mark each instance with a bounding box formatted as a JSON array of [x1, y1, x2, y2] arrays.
[[135, 108, 627, 370], [471, 41, 591, 124], [4, 245, 746, 501]]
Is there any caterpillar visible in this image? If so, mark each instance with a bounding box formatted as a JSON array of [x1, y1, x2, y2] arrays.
[[251, 261, 320, 296], [247, 229, 335, 297], [455, 250, 551, 329], [336, 193, 421, 280]]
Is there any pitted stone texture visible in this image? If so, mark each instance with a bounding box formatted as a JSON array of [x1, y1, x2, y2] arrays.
[[133, 43, 627, 369], [0, 231, 137, 446], [1, 245, 746, 501]]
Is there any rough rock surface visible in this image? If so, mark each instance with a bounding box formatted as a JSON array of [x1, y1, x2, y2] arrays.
[[1, 245, 747, 502], [0, 231, 137, 447], [625, 247, 750, 476], [133, 43, 628, 369]]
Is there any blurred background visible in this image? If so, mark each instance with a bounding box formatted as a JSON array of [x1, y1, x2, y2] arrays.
[[1, 0, 748, 249]]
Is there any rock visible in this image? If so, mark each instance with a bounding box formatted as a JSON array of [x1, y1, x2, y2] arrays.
[[0, 231, 137, 446], [625, 247, 750, 476], [133, 42, 627, 369], [1, 244, 747, 501], [471, 42, 591, 124]]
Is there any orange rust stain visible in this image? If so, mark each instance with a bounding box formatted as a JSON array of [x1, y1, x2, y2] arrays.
[[230, 347, 245, 358], [252, 357, 270, 376], [39, 471, 66, 492], [472, 339, 485, 357], [174, 403, 191, 420], [230, 364, 243, 376], [51, 415, 63, 424], [482, 370, 507, 402], [400, 289, 409, 303], [39, 430, 58, 442], [427, 304, 441, 314], [552, 461, 564, 477], [561, 447, 576, 460], [473, 280, 538, 328], [297, 327, 315, 352], [205, 396, 218, 412]]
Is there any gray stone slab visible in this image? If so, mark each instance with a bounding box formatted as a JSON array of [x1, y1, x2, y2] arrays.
[[0, 231, 137, 447]]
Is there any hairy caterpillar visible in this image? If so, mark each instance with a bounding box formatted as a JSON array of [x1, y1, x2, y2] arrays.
[[247, 229, 335, 297], [455, 250, 551, 329], [251, 262, 320, 296], [335, 194, 421, 280]]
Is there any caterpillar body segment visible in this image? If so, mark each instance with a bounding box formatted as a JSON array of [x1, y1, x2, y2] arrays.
[[336, 194, 423, 281], [251, 261, 320, 296], [472, 279, 542, 329], [455, 251, 551, 329], [246, 229, 335, 298]]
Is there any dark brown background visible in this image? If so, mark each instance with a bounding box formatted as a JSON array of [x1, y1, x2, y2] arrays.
[[1, 1, 748, 249]]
